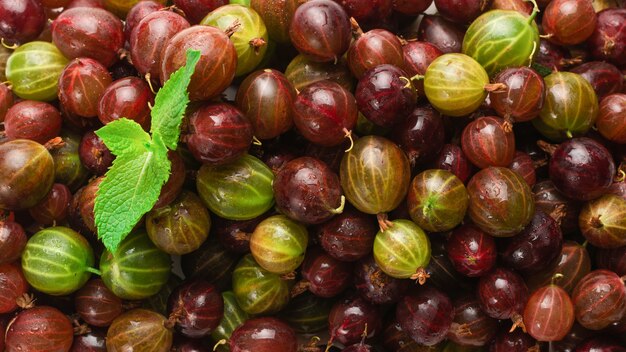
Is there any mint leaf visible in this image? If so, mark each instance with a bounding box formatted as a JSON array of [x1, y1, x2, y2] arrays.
[[95, 118, 151, 158], [94, 148, 170, 252], [150, 50, 201, 150], [94, 49, 200, 253]]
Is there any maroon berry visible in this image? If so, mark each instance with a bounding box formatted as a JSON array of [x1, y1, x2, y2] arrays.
[[4, 101, 62, 144], [58, 58, 113, 118], [5, 306, 74, 352], [167, 280, 224, 338], [97, 77, 154, 130]]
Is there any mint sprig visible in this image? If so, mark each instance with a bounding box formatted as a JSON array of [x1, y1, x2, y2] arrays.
[[94, 49, 201, 253]]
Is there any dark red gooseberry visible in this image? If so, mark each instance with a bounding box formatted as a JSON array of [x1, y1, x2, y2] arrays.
[[535, 38, 570, 71], [78, 131, 115, 176], [51, 7, 124, 67], [489, 328, 538, 352], [0, 221, 27, 265], [78, 176, 103, 233], [289, 0, 352, 63], [97, 77, 154, 130], [547, 137, 615, 201], [446, 224, 497, 277], [477, 267, 529, 330], [58, 58, 113, 118], [160, 26, 237, 102], [328, 296, 381, 346], [501, 210, 563, 273], [70, 328, 107, 352], [432, 144, 473, 184], [597, 246, 626, 277], [396, 285, 454, 346], [0, 263, 28, 314], [355, 64, 417, 128], [153, 151, 186, 209], [523, 283, 575, 342], [293, 80, 358, 148], [417, 15, 464, 54], [5, 306, 74, 352], [490, 0, 532, 14], [124, 0, 165, 39], [509, 151, 536, 187], [575, 337, 626, 352], [596, 93, 626, 144], [587, 9, 626, 67], [526, 241, 591, 294], [572, 270, 626, 330], [435, 0, 489, 24], [0, 84, 13, 123], [541, 0, 597, 46], [335, 0, 392, 23], [304, 142, 347, 173], [382, 319, 424, 351], [550, 322, 594, 351], [392, 105, 445, 168], [167, 280, 224, 338], [174, 0, 228, 24], [393, 0, 434, 15], [317, 209, 377, 262], [533, 180, 581, 235], [236, 69, 296, 140], [342, 342, 373, 352], [426, 238, 474, 293], [75, 278, 123, 327], [347, 27, 404, 79], [447, 295, 498, 347], [185, 103, 253, 166], [571, 61, 624, 99], [213, 214, 268, 254], [402, 41, 443, 96], [3, 101, 62, 144], [297, 247, 352, 298], [130, 10, 190, 82], [354, 255, 409, 305], [229, 317, 297, 352], [273, 157, 344, 225], [28, 183, 72, 226], [461, 116, 515, 169], [0, 0, 46, 45], [491, 67, 545, 124]]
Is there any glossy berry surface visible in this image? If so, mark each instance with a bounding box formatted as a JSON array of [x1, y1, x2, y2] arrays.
[[396, 285, 454, 346], [523, 284, 574, 341], [5, 306, 74, 352], [75, 278, 123, 327], [572, 270, 626, 330], [461, 116, 515, 169], [168, 280, 224, 338], [446, 224, 497, 277], [229, 317, 297, 352]]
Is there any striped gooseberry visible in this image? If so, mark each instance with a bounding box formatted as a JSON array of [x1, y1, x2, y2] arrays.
[[571, 61, 623, 99], [328, 295, 381, 346], [423, 53, 504, 117], [250, 0, 298, 44], [249, 215, 308, 274], [372, 219, 431, 282], [490, 67, 546, 124], [477, 267, 529, 332], [462, 8, 539, 76], [21, 226, 96, 296], [447, 295, 498, 346], [146, 191, 211, 255], [340, 136, 410, 231], [354, 255, 408, 305], [467, 167, 535, 237], [167, 280, 224, 338], [100, 230, 171, 300], [0, 221, 27, 265], [541, 0, 596, 46], [407, 169, 469, 232], [295, 246, 353, 298], [523, 280, 575, 341], [347, 25, 404, 79], [58, 58, 112, 118], [5, 306, 73, 352], [5, 41, 69, 101], [227, 317, 297, 352], [526, 241, 591, 293], [235, 69, 296, 140], [201, 5, 268, 77], [106, 309, 173, 352], [0, 263, 28, 314], [74, 278, 123, 327], [232, 254, 290, 315], [3, 101, 62, 144], [396, 285, 454, 346], [446, 224, 497, 277], [284, 54, 354, 92], [210, 291, 249, 348], [532, 72, 598, 141], [461, 116, 516, 169], [317, 208, 378, 262], [572, 270, 626, 330], [587, 9, 626, 66], [509, 151, 536, 187], [579, 194, 626, 248], [279, 292, 332, 334], [196, 154, 274, 221], [392, 106, 445, 168], [596, 93, 626, 144]]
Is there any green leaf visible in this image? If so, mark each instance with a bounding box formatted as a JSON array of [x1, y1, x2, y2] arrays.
[[95, 118, 151, 158], [150, 49, 201, 150], [94, 146, 170, 253]]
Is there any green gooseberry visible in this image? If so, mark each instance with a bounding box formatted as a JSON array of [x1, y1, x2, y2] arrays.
[[249, 215, 308, 275], [424, 53, 500, 117], [52, 130, 90, 191], [463, 8, 540, 77], [232, 254, 290, 315], [5, 41, 69, 101], [230, 0, 251, 5], [372, 219, 431, 282], [21, 226, 96, 296], [196, 154, 274, 221], [407, 169, 469, 233], [201, 5, 268, 76], [100, 230, 171, 300], [532, 71, 599, 141]]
